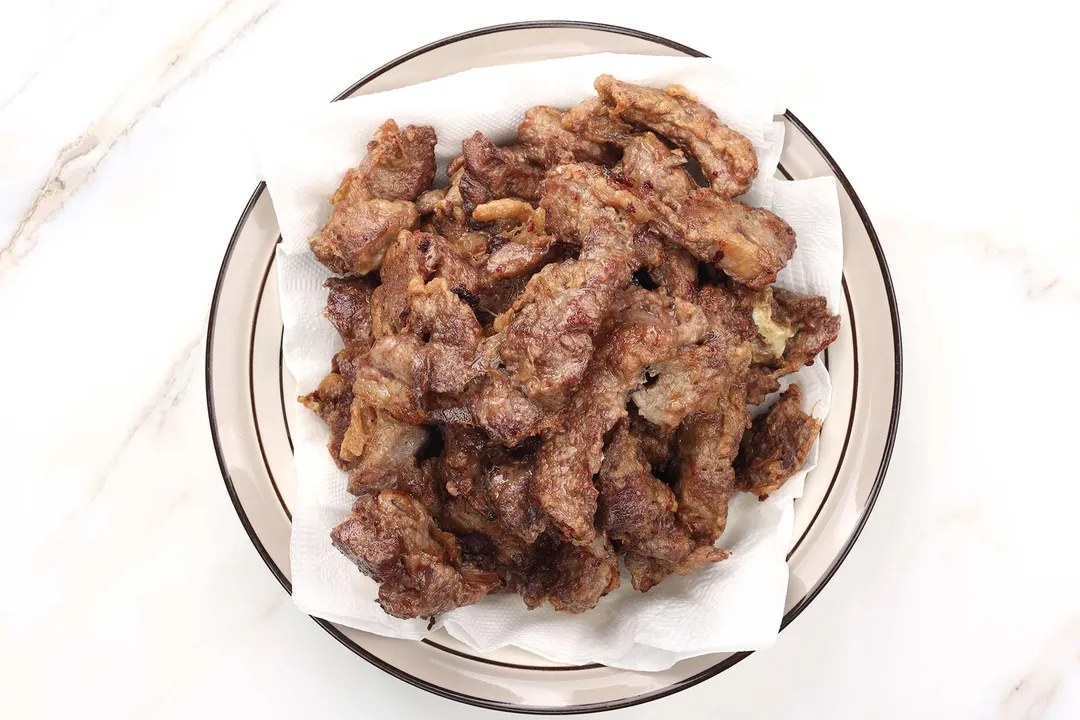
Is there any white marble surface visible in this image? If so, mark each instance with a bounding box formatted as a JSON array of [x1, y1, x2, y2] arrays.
[[1, 2, 1078, 717]]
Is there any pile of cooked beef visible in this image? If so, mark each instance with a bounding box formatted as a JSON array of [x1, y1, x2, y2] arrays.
[[300, 75, 841, 619]]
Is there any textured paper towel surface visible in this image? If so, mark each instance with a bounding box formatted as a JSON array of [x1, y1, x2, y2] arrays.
[[252, 53, 843, 671]]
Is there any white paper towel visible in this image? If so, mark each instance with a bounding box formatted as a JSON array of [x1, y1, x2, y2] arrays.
[[252, 53, 844, 671]]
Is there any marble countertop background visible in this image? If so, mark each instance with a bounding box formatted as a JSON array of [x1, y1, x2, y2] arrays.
[[1, 1, 1078, 718]]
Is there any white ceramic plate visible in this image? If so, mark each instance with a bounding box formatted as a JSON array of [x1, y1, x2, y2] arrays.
[[206, 21, 902, 714]]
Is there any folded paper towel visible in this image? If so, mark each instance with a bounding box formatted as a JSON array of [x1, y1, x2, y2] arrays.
[[252, 52, 843, 671]]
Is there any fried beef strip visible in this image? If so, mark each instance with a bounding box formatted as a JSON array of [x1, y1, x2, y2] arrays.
[[741, 287, 842, 403], [517, 105, 607, 168], [561, 96, 635, 147], [355, 275, 484, 423], [628, 409, 677, 474], [531, 288, 707, 544], [471, 217, 638, 445], [459, 132, 545, 213], [664, 287, 755, 543], [598, 422, 728, 591], [540, 162, 652, 245], [331, 491, 498, 619], [308, 120, 435, 274], [544, 157, 792, 290], [300, 277, 381, 469], [631, 284, 754, 431], [324, 276, 377, 348], [675, 390, 748, 543], [614, 131, 695, 201], [525, 534, 621, 613], [594, 75, 758, 198], [736, 384, 822, 499]]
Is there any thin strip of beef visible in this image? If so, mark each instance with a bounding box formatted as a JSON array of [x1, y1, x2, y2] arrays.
[[299, 277, 380, 470], [631, 284, 754, 431], [560, 96, 635, 147], [342, 402, 430, 496], [736, 384, 822, 499], [539, 162, 652, 245], [324, 276, 376, 349], [614, 132, 695, 201], [594, 75, 758, 198], [675, 381, 749, 543], [517, 105, 607, 168], [612, 128, 793, 289], [352, 120, 437, 202], [597, 422, 727, 591], [355, 276, 484, 423], [308, 120, 435, 275], [460, 132, 545, 213], [330, 491, 498, 619], [371, 230, 485, 338], [299, 371, 355, 470], [309, 199, 419, 276], [473, 200, 559, 282], [428, 428, 544, 594], [519, 533, 620, 613], [649, 188, 795, 289], [741, 287, 842, 404], [471, 218, 638, 445], [628, 409, 677, 475], [531, 288, 707, 544], [648, 247, 699, 301]]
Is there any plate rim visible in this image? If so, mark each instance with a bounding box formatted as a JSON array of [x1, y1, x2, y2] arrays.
[[205, 19, 903, 715]]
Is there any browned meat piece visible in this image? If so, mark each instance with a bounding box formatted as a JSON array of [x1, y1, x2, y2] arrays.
[[631, 284, 754, 431], [561, 96, 634, 147], [460, 132, 545, 212], [615, 132, 696, 202], [309, 198, 419, 276], [520, 533, 620, 612], [540, 162, 651, 245], [307, 120, 436, 275], [601, 132, 792, 289], [351, 334, 427, 424], [352, 120, 437, 201], [299, 371, 355, 470], [628, 409, 677, 473], [298, 276, 383, 470], [371, 231, 484, 338], [517, 105, 607, 168], [324, 276, 376, 349], [531, 289, 707, 544], [438, 430, 545, 543], [415, 188, 446, 215], [648, 247, 699, 301], [430, 428, 544, 593], [736, 384, 822, 499], [473, 200, 559, 282], [432, 166, 470, 241], [541, 161, 787, 289], [331, 491, 498, 619], [676, 382, 749, 543], [598, 423, 727, 591], [471, 217, 637, 445], [357, 275, 484, 423], [404, 277, 484, 394], [485, 235, 557, 282], [341, 402, 431, 494], [742, 287, 842, 403], [649, 189, 795, 289], [594, 75, 757, 198], [472, 198, 535, 225]]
